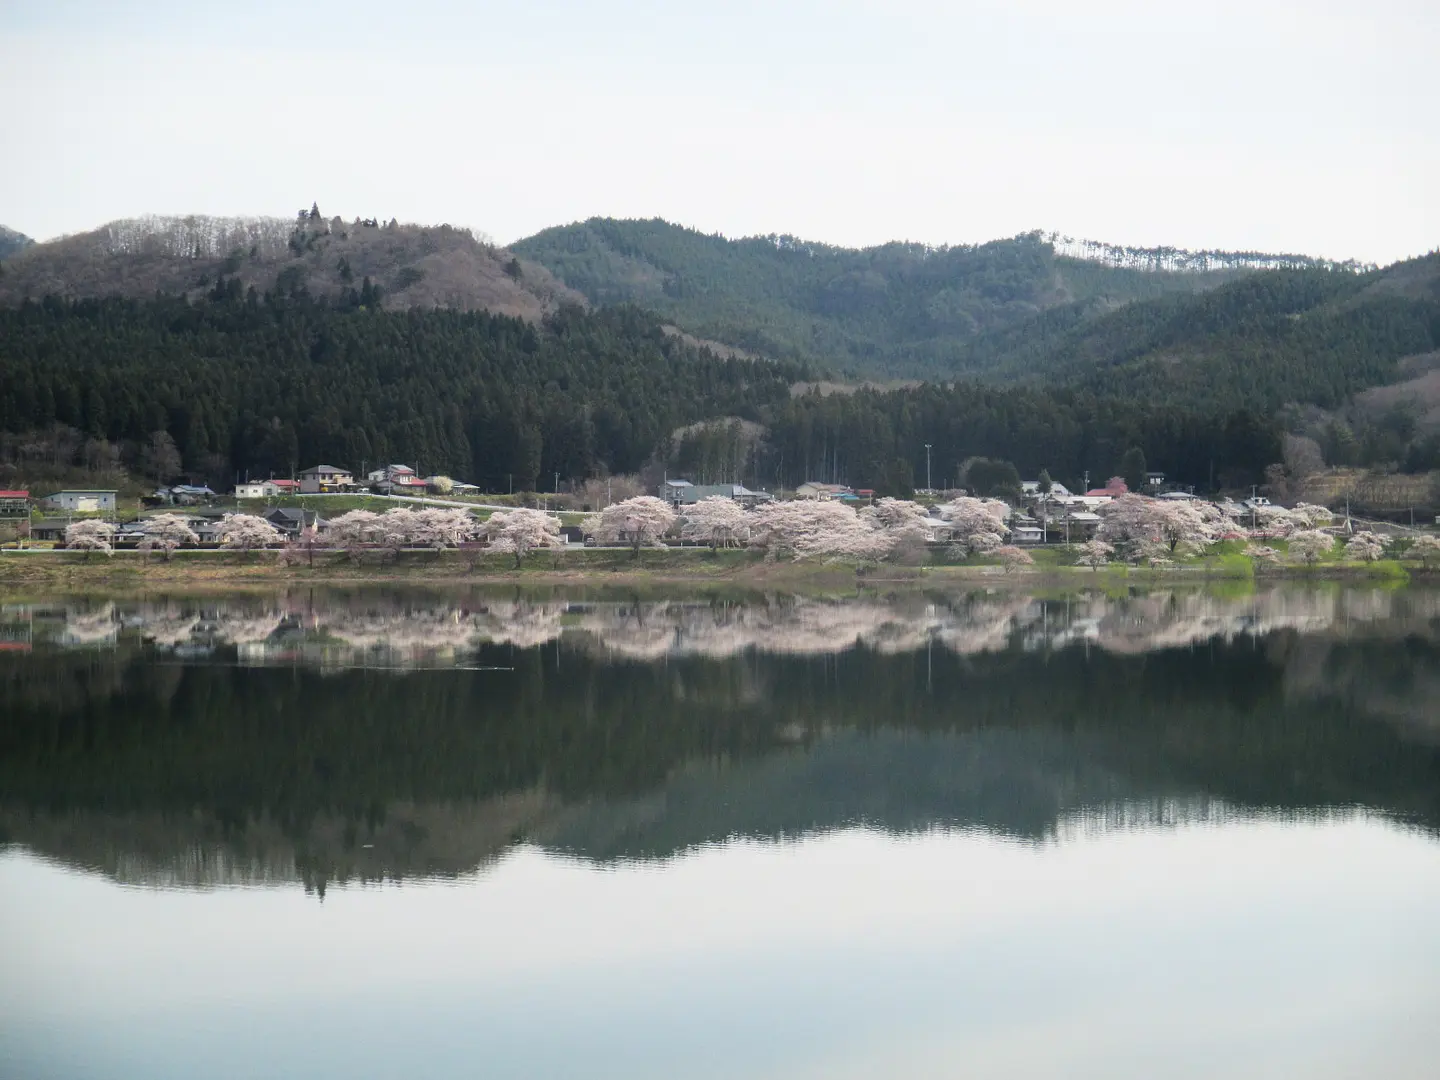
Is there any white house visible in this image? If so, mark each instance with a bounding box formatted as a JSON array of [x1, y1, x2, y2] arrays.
[[234, 481, 281, 500], [41, 490, 117, 514], [1022, 481, 1073, 497]]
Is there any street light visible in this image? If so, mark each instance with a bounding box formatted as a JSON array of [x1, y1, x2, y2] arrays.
[[924, 444, 932, 492]]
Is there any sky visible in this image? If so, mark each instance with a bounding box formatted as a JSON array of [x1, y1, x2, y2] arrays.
[[1, 0, 1436, 264]]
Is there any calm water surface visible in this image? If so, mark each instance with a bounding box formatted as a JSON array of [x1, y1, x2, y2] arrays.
[[2, 585, 1440, 1079]]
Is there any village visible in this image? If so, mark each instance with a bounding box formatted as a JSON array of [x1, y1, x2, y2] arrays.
[[3, 460, 1434, 569]]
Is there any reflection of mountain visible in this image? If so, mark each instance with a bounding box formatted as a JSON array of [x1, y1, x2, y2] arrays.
[[2, 586, 1439, 893]]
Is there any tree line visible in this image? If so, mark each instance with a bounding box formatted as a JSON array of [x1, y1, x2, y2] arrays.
[[0, 287, 1297, 493]]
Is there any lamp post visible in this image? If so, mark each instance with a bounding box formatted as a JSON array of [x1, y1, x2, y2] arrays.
[[924, 444, 932, 493]]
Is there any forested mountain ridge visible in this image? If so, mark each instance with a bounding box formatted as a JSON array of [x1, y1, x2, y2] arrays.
[[0, 224, 34, 261], [0, 294, 807, 489], [511, 217, 1262, 374], [0, 210, 582, 320], [0, 288, 1277, 495], [970, 256, 1440, 412]]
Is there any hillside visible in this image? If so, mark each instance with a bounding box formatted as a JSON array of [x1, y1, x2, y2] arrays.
[[0, 211, 583, 319], [0, 224, 33, 261], [973, 256, 1440, 411], [0, 294, 807, 490], [512, 218, 1265, 375]]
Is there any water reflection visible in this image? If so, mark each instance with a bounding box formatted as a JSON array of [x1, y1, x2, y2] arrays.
[[6, 584, 1440, 666], [1, 585, 1439, 895]]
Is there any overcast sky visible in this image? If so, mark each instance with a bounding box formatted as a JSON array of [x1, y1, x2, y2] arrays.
[[2, 0, 1436, 263]]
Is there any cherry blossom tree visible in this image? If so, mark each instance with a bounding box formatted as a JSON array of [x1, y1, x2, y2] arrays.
[[937, 496, 1010, 554], [484, 508, 564, 567], [1096, 494, 1156, 552], [864, 498, 936, 563], [415, 508, 478, 548], [277, 523, 325, 567], [748, 500, 891, 561], [1252, 505, 1301, 538], [1344, 531, 1386, 562], [868, 498, 930, 532], [1075, 538, 1114, 570], [137, 514, 199, 560], [679, 497, 752, 549], [216, 513, 284, 551], [584, 496, 678, 553], [1409, 534, 1440, 568], [65, 519, 116, 557], [1099, 495, 1214, 557], [328, 510, 382, 561], [1287, 530, 1335, 565], [375, 508, 421, 556], [994, 545, 1034, 573], [1247, 544, 1282, 564], [1290, 503, 1334, 528]]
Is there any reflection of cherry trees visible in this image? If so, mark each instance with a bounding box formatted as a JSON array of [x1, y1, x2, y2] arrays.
[[46, 586, 1440, 667]]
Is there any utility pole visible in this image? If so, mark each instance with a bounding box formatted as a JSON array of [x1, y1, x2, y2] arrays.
[[508, 474, 512, 495], [554, 471, 560, 495], [924, 444, 932, 492]]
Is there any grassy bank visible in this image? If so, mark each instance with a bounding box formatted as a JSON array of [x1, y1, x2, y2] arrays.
[[0, 545, 1431, 596]]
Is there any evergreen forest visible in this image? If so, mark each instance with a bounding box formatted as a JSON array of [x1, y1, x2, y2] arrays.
[[0, 287, 1286, 493]]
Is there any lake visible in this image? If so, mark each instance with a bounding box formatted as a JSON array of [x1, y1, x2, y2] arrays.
[[3, 584, 1439, 1079]]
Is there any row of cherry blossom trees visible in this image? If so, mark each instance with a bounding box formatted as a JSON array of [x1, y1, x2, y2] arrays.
[[54, 496, 1440, 571], [576, 494, 1017, 563]]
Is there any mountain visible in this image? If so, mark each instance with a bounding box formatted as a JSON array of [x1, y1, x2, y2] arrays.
[[510, 218, 1340, 376], [0, 212, 582, 319], [0, 224, 33, 261], [0, 295, 808, 489], [970, 256, 1440, 412]]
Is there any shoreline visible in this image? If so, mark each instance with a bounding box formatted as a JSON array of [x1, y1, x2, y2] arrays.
[[0, 548, 1427, 597]]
